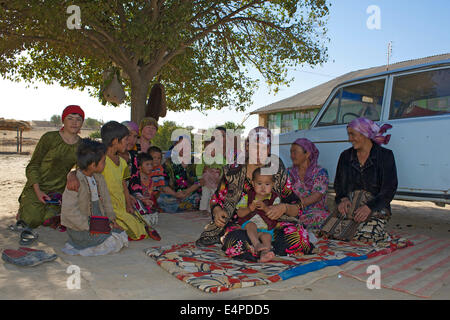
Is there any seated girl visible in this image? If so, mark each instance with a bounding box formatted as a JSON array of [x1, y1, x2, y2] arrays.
[[18, 105, 85, 230]]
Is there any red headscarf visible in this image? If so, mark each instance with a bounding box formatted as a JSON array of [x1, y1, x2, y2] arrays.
[[62, 105, 85, 122]]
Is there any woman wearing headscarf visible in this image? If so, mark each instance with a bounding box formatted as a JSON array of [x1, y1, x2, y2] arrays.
[[17, 105, 85, 229], [288, 138, 330, 230], [333, 117, 397, 244], [196, 127, 312, 262]]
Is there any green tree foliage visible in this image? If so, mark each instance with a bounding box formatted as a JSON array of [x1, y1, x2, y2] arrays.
[[89, 130, 102, 140], [50, 114, 61, 126], [221, 121, 245, 131], [0, 1, 329, 123], [83, 117, 104, 129], [151, 120, 193, 151]]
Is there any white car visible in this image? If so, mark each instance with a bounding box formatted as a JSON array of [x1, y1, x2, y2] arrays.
[[275, 58, 450, 206]]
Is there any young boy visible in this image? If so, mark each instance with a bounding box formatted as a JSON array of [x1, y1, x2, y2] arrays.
[[128, 153, 158, 225], [100, 121, 160, 241], [61, 138, 128, 256], [148, 146, 165, 191], [236, 167, 280, 262]]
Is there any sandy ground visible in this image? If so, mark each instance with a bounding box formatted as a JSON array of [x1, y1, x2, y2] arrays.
[[0, 154, 449, 300], [0, 127, 96, 154]]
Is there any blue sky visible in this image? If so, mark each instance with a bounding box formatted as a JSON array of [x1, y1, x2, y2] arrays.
[[1, 0, 449, 135]]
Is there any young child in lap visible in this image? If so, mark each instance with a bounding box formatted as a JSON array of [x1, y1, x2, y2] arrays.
[[236, 168, 280, 262], [61, 138, 128, 256]]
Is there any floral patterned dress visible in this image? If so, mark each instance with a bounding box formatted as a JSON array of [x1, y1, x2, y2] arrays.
[[157, 158, 201, 213], [287, 166, 330, 230], [206, 161, 313, 261]]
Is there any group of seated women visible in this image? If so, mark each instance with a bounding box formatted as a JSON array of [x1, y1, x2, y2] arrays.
[[15, 104, 398, 261]]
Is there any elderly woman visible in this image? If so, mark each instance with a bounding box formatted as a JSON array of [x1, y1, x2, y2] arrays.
[[288, 138, 330, 230], [17, 105, 85, 229], [196, 127, 312, 262], [334, 117, 397, 244], [136, 117, 158, 154]]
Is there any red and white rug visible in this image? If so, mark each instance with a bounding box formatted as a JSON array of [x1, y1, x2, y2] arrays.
[[340, 232, 450, 298], [145, 235, 412, 293]]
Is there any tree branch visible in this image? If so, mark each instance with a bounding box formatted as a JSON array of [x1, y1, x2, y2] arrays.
[[115, 0, 128, 27], [227, 16, 286, 32], [151, 0, 159, 22], [158, 0, 264, 68]]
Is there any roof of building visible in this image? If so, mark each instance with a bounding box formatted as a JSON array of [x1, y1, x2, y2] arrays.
[[251, 53, 450, 115], [30, 120, 55, 127], [0, 118, 32, 131]]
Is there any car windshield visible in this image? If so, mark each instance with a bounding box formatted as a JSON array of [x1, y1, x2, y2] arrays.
[[316, 78, 385, 127]]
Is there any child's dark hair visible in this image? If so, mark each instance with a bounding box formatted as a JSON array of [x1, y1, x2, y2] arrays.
[[77, 138, 107, 170], [252, 167, 275, 182], [148, 146, 162, 155], [137, 152, 153, 167], [100, 121, 129, 147]]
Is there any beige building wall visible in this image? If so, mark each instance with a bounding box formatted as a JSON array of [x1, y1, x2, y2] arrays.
[[258, 114, 268, 127]]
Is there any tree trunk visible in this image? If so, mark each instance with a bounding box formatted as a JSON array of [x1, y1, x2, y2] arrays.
[[130, 79, 150, 124]]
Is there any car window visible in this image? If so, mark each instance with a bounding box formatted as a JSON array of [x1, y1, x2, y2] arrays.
[[389, 68, 450, 119], [317, 79, 385, 127]]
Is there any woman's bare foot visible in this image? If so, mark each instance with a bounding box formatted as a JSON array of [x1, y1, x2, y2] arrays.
[[259, 250, 275, 263]]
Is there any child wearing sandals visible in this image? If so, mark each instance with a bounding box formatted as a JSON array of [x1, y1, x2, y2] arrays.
[[236, 168, 280, 262], [61, 138, 128, 256]]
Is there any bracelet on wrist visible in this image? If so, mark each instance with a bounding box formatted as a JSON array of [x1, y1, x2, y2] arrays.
[[296, 199, 305, 213]]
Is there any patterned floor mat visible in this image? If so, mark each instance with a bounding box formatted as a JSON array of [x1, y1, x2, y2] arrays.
[[340, 232, 450, 298], [145, 236, 412, 293]]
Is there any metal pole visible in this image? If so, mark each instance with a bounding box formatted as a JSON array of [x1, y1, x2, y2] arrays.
[[16, 127, 19, 153], [20, 129, 23, 153]]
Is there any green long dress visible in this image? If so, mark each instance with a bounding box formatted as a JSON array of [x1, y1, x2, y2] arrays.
[[18, 131, 79, 228]]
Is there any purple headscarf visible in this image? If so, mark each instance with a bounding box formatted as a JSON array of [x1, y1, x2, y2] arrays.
[[347, 117, 392, 145], [289, 138, 319, 190], [121, 121, 139, 134]]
